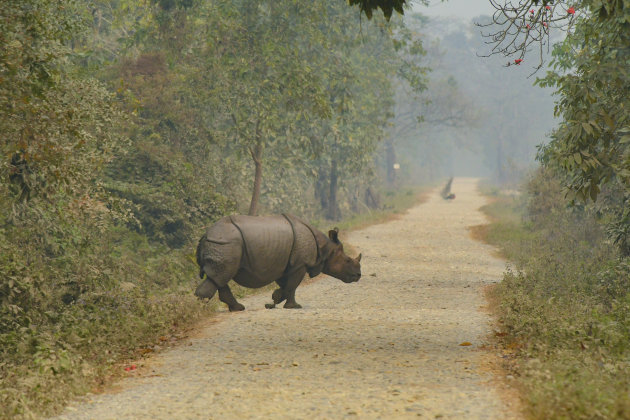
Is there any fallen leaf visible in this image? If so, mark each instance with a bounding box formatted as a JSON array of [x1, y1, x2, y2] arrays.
[[459, 342, 472, 346]]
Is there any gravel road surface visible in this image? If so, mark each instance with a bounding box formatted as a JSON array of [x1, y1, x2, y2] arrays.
[[55, 177, 520, 419]]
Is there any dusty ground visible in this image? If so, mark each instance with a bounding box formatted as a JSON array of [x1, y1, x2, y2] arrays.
[[54, 177, 521, 420]]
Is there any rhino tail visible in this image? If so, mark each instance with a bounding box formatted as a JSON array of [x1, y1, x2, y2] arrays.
[[196, 235, 206, 279]]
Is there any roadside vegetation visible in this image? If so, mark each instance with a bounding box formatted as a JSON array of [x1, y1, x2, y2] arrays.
[[479, 171, 630, 419], [475, 1, 630, 416]]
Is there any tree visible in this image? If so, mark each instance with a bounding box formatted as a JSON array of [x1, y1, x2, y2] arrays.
[[302, 3, 411, 219], [188, 1, 329, 216], [535, 1, 630, 252], [485, 0, 630, 251]]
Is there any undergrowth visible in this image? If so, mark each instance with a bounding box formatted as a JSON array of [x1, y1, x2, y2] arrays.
[[478, 173, 630, 419]]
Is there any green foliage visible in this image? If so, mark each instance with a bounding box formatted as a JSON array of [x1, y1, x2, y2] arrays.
[[1, 0, 125, 201], [348, 0, 408, 20], [483, 170, 630, 419], [536, 0, 630, 254], [105, 139, 235, 247]]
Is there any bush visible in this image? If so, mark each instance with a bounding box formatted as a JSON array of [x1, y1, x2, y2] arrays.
[[483, 169, 630, 419]]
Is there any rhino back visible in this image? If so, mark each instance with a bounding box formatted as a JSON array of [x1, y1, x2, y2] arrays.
[[231, 215, 293, 285]]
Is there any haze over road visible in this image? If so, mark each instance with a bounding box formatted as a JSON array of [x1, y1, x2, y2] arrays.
[[55, 178, 520, 419]]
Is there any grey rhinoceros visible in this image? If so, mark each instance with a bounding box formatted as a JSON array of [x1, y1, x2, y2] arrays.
[[195, 213, 361, 311]]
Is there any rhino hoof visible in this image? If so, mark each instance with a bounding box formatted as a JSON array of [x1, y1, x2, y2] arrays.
[[265, 303, 276, 309], [229, 303, 245, 312], [283, 302, 302, 309]]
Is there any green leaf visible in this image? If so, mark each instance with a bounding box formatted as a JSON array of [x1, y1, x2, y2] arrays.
[[582, 122, 594, 136]]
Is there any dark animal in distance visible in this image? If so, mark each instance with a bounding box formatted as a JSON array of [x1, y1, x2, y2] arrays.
[[195, 214, 362, 311], [441, 177, 456, 200]]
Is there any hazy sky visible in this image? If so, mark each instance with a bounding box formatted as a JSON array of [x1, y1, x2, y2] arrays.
[[414, 0, 496, 20]]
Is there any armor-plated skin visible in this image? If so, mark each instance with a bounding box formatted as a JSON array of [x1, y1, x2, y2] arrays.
[[195, 214, 361, 311]]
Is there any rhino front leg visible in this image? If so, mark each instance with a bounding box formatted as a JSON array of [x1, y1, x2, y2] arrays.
[[283, 267, 306, 309], [218, 285, 245, 312], [283, 289, 301, 309]]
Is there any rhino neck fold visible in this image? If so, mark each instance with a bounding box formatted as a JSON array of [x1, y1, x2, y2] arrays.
[[300, 218, 330, 278], [282, 213, 325, 278]]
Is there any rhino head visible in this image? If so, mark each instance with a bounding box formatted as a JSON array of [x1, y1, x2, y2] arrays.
[[322, 228, 362, 283]]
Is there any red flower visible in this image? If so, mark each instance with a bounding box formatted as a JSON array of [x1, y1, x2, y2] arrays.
[[545, 5, 551, 10], [543, 22, 548, 27], [567, 7, 575, 14], [514, 59, 523, 65], [530, 9, 534, 13], [526, 24, 531, 29]]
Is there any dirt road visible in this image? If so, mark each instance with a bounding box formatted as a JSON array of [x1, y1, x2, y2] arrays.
[[55, 177, 520, 419]]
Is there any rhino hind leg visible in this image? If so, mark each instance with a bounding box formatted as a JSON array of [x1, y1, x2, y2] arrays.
[[218, 285, 245, 312], [195, 278, 218, 300], [195, 260, 237, 300]]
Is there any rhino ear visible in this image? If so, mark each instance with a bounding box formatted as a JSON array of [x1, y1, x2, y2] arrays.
[[328, 228, 340, 244], [357, 253, 362, 262]]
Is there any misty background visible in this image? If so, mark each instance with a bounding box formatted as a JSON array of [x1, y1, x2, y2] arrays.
[[384, 0, 557, 185]]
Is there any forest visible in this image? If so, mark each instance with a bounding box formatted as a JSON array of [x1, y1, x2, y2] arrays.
[[1, 0, 629, 418]]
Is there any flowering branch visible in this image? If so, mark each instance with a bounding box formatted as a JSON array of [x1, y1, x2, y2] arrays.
[[476, 1, 579, 73]]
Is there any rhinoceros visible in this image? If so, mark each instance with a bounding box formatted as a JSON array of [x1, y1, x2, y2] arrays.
[[194, 213, 361, 311]]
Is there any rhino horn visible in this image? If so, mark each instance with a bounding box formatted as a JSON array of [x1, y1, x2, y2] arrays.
[[357, 253, 362, 262]]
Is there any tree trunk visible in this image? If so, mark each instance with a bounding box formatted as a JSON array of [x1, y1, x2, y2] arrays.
[[248, 140, 263, 216], [365, 186, 380, 209], [315, 165, 329, 211], [327, 158, 340, 220], [385, 138, 396, 186]]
